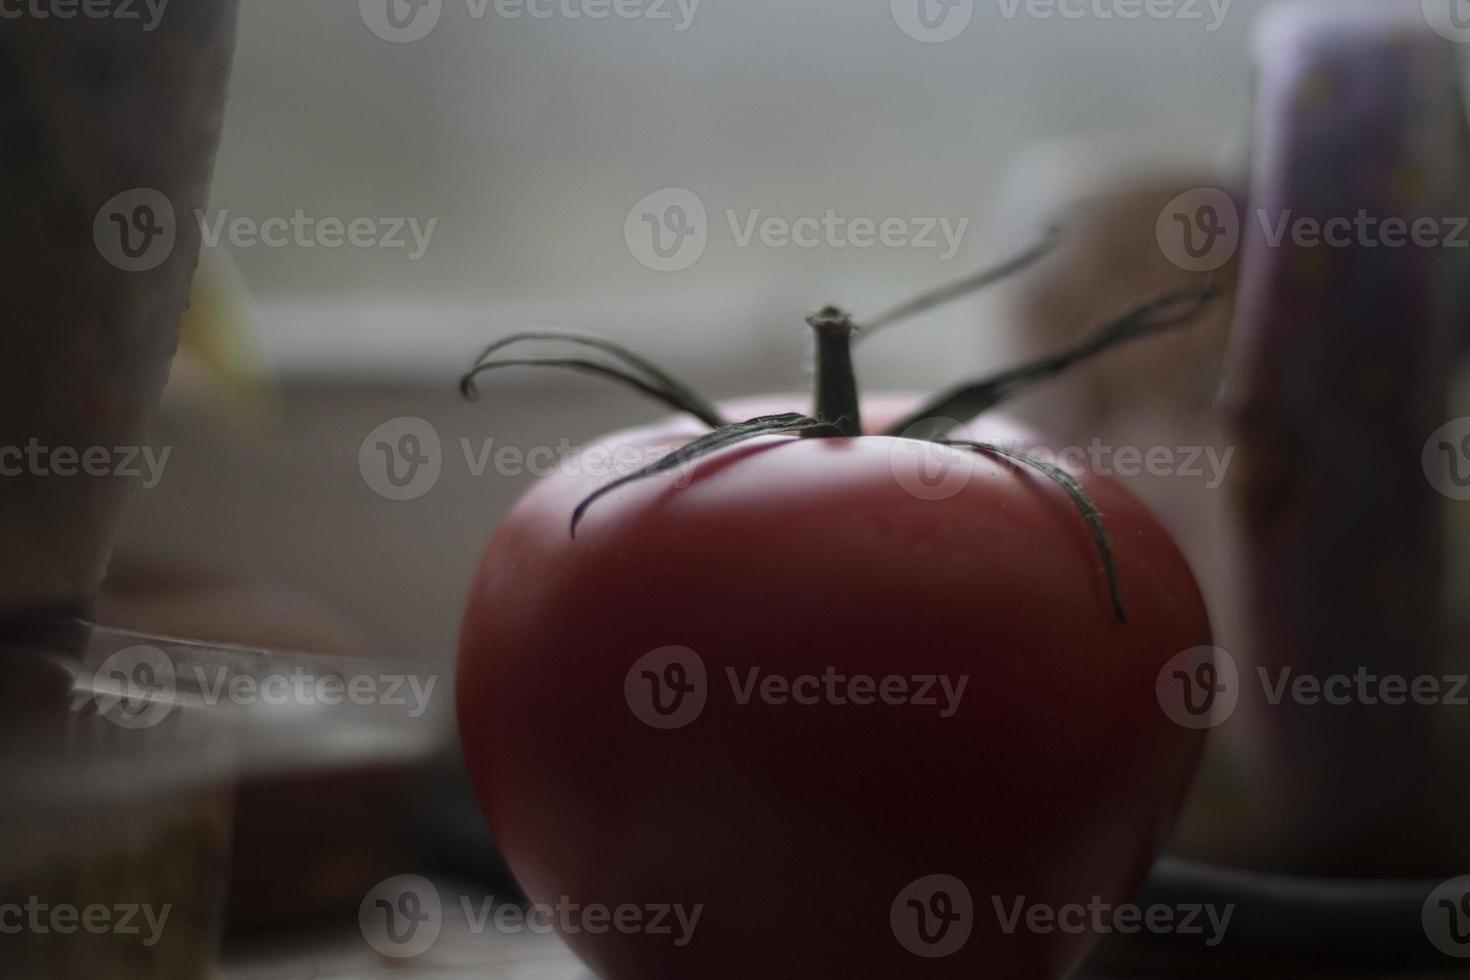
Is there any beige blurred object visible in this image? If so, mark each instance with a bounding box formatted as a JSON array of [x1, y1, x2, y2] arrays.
[[95, 564, 365, 658], [0, 2, 238, 621], [996, 164, 1242, 611], [1009, 182, 1240, 423], [993, 153, 1248, 862]]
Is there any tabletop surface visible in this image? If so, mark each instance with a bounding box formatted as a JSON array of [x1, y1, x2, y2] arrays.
[[217, 879, 1450, 980], [223, 904, 589, 980]]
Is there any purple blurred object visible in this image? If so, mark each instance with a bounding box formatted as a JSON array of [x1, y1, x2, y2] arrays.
[[1221, 2, 1470, 875]]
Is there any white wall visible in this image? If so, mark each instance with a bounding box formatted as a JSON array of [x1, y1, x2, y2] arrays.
[[121, 0, 1310, 659], [212, 0, 1273, 382]]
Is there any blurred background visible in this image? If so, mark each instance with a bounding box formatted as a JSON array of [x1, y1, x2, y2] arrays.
[[8, 0, 1470, 976], [112, 0, 1269, 661]]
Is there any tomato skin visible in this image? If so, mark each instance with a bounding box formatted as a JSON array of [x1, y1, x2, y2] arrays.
[[457, 394, 1209, 980]]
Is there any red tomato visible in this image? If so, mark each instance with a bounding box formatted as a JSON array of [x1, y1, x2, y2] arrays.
[[458, 393, 1209, 979]]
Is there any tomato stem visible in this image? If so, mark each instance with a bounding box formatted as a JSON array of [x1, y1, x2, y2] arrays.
[[460, 330, 729, 429], [856, 224, 1061, 340], [569, 413, 841, 536], [807, 306, 862, 438], [887, 277, 1221, 438], [461, 273, 1224, 624]]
